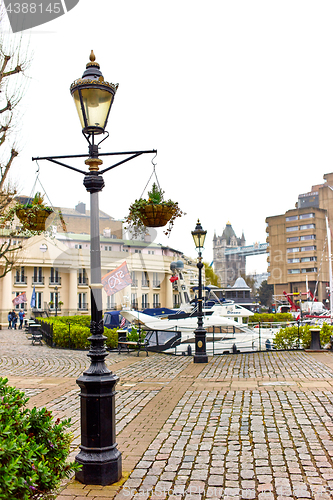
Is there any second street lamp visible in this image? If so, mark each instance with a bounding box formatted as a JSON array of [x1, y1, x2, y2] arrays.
[[33, 51, 156, 485], [191, 220, 208, 363]]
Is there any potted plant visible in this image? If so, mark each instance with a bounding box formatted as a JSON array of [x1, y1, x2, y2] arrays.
[[125, 183, 185, 237], [3, 192, 54, 233]]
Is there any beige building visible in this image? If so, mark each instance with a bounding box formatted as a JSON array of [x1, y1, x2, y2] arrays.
[[266, 172, 333, 305], [0, 231, 198, 327]]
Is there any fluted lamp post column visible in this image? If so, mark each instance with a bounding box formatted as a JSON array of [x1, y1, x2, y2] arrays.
[[70, 51, 121, 485], [191, 220, 208, 363]]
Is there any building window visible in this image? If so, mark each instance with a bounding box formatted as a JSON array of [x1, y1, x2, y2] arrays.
[[107, 295, 116, 310], [148, 250, 155, 255], [35, 292, 42, 309], [50, 268, 61, 285], [131, 271, 138, 287], [135, 249, 142, 253], [141, 293, 149, 309], [299, 213, 315, 219], [300, 224, 315, 230], [142, 272, 149, 287], [78, 268, 88, 285], [15, 267, 26, 284], [286, 215, 298, 221], [33, 267, 44, 285], [301, 257, 317, 262], [288, 269, 300, 274], [300, 234, 315, 241], [50, 291, 59, 309], [153, 294, 160, 307], [287, 237, 299, 242], [300, 246, 316, 252], [131, 293, 138, 309], [287, 258, 300, 263], [78, 293, 87, 310], [301, 268, 317, 273], [75, 244, 83, 249], [287, 247, 300, 253], [286, 226, 299, 232], [153, 273, 160, 288]]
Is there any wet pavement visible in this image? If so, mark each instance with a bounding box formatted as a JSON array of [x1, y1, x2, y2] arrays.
[[1, 328, 333, 499]]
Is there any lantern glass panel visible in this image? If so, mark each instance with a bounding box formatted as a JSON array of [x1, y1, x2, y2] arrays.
[[73, 87, 113, 133]]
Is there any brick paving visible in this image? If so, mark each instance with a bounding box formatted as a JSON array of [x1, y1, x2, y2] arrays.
[[2, 329, 333, 498]]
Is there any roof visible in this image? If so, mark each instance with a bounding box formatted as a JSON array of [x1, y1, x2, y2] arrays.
[[232, 277, 251, 289], [221, 223, 237, 244]]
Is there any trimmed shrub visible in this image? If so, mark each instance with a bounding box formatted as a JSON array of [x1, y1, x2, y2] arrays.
[[248, 313, 293, 324], [0, 377, 80, 499], [273, 323, 333, 349]]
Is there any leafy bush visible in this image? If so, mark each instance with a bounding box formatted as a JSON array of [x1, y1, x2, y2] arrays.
[[273, 323, 333, 349], [0, 377, 80, 499], [37, 316, 121, 350]]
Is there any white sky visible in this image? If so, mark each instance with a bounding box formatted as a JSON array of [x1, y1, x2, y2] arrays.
[[3, 0, 333, 275]]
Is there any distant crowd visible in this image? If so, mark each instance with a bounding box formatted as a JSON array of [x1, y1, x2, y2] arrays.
[[8, 310, 25, 329]]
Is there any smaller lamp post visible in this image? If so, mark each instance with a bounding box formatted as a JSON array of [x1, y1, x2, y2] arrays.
[[191, 220, 208, 363], [54, 286, 58, 317]]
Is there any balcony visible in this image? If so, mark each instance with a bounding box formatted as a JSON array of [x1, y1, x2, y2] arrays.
[[141, 280, 150, 288], [32, 276, 45, 286], [78, 303, 89, 311], [14, 276, 27, 285], [49, 277, 62, 286], [131, 279, 138, 288], [153, 281, 161, 289]]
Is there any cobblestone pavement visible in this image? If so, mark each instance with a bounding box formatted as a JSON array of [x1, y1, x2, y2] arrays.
[[2, 329, 333, 499]]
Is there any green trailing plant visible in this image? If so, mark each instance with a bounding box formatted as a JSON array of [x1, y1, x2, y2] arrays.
[[0, 377, 80, 499], [124, 183, 185, 237]]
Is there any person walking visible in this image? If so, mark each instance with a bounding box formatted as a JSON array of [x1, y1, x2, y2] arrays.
[[12, 311, 18, 330], [18, 310, 25, 329], [8, 311, 12, 329]]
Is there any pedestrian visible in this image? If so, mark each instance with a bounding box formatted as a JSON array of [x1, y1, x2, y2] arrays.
[[12, 311, 18, 330], [18, 310, 25, 329], [8, 311, 12, 329]]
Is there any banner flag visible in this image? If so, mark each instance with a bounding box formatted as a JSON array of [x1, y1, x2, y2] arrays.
[[13, 292, 27, 306], [30, 286, 36, 308], [101, 262, 132, 296]]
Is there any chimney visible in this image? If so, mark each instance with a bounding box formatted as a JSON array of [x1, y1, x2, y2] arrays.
[[75, 202, 86, 214]]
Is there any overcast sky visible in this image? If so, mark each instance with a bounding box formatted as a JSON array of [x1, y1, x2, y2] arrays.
[[3, 0, 333, 275]]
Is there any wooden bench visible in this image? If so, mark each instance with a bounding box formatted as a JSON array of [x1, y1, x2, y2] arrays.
[[117, 330, 149, 356]]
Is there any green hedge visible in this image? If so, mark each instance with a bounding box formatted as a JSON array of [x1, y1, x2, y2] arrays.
[[273, 323, 333, 349], [37, 316, 121, 350], [248, 313, 293, 324], [0, 377, 80, 499]]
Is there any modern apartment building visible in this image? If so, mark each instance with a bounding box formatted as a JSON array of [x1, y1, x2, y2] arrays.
[[266, 172, 333, 304]]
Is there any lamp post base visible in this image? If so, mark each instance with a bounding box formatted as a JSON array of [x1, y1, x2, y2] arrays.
[[193, 353, 208, 363], [75, 447, 122, 486], [75, 371, 122, 485]]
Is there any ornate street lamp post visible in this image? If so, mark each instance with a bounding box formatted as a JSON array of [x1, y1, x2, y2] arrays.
[[33, 51, 156, 485], [191, 220, 208, 363]]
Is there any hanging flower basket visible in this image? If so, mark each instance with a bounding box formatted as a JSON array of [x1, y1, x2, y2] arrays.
[[16, 206, 53, 232], [125, 183, 185, 237], [1, 192, 53, 234], [138, 203, 177, 227]]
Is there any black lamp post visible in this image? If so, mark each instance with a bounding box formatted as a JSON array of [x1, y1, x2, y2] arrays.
[[33, 51, 156, 485], [191, 220, 208, 363], [71, 51, 122, 486]]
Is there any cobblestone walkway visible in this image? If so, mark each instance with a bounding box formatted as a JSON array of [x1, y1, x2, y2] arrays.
[[2, 329, 333, 499]]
